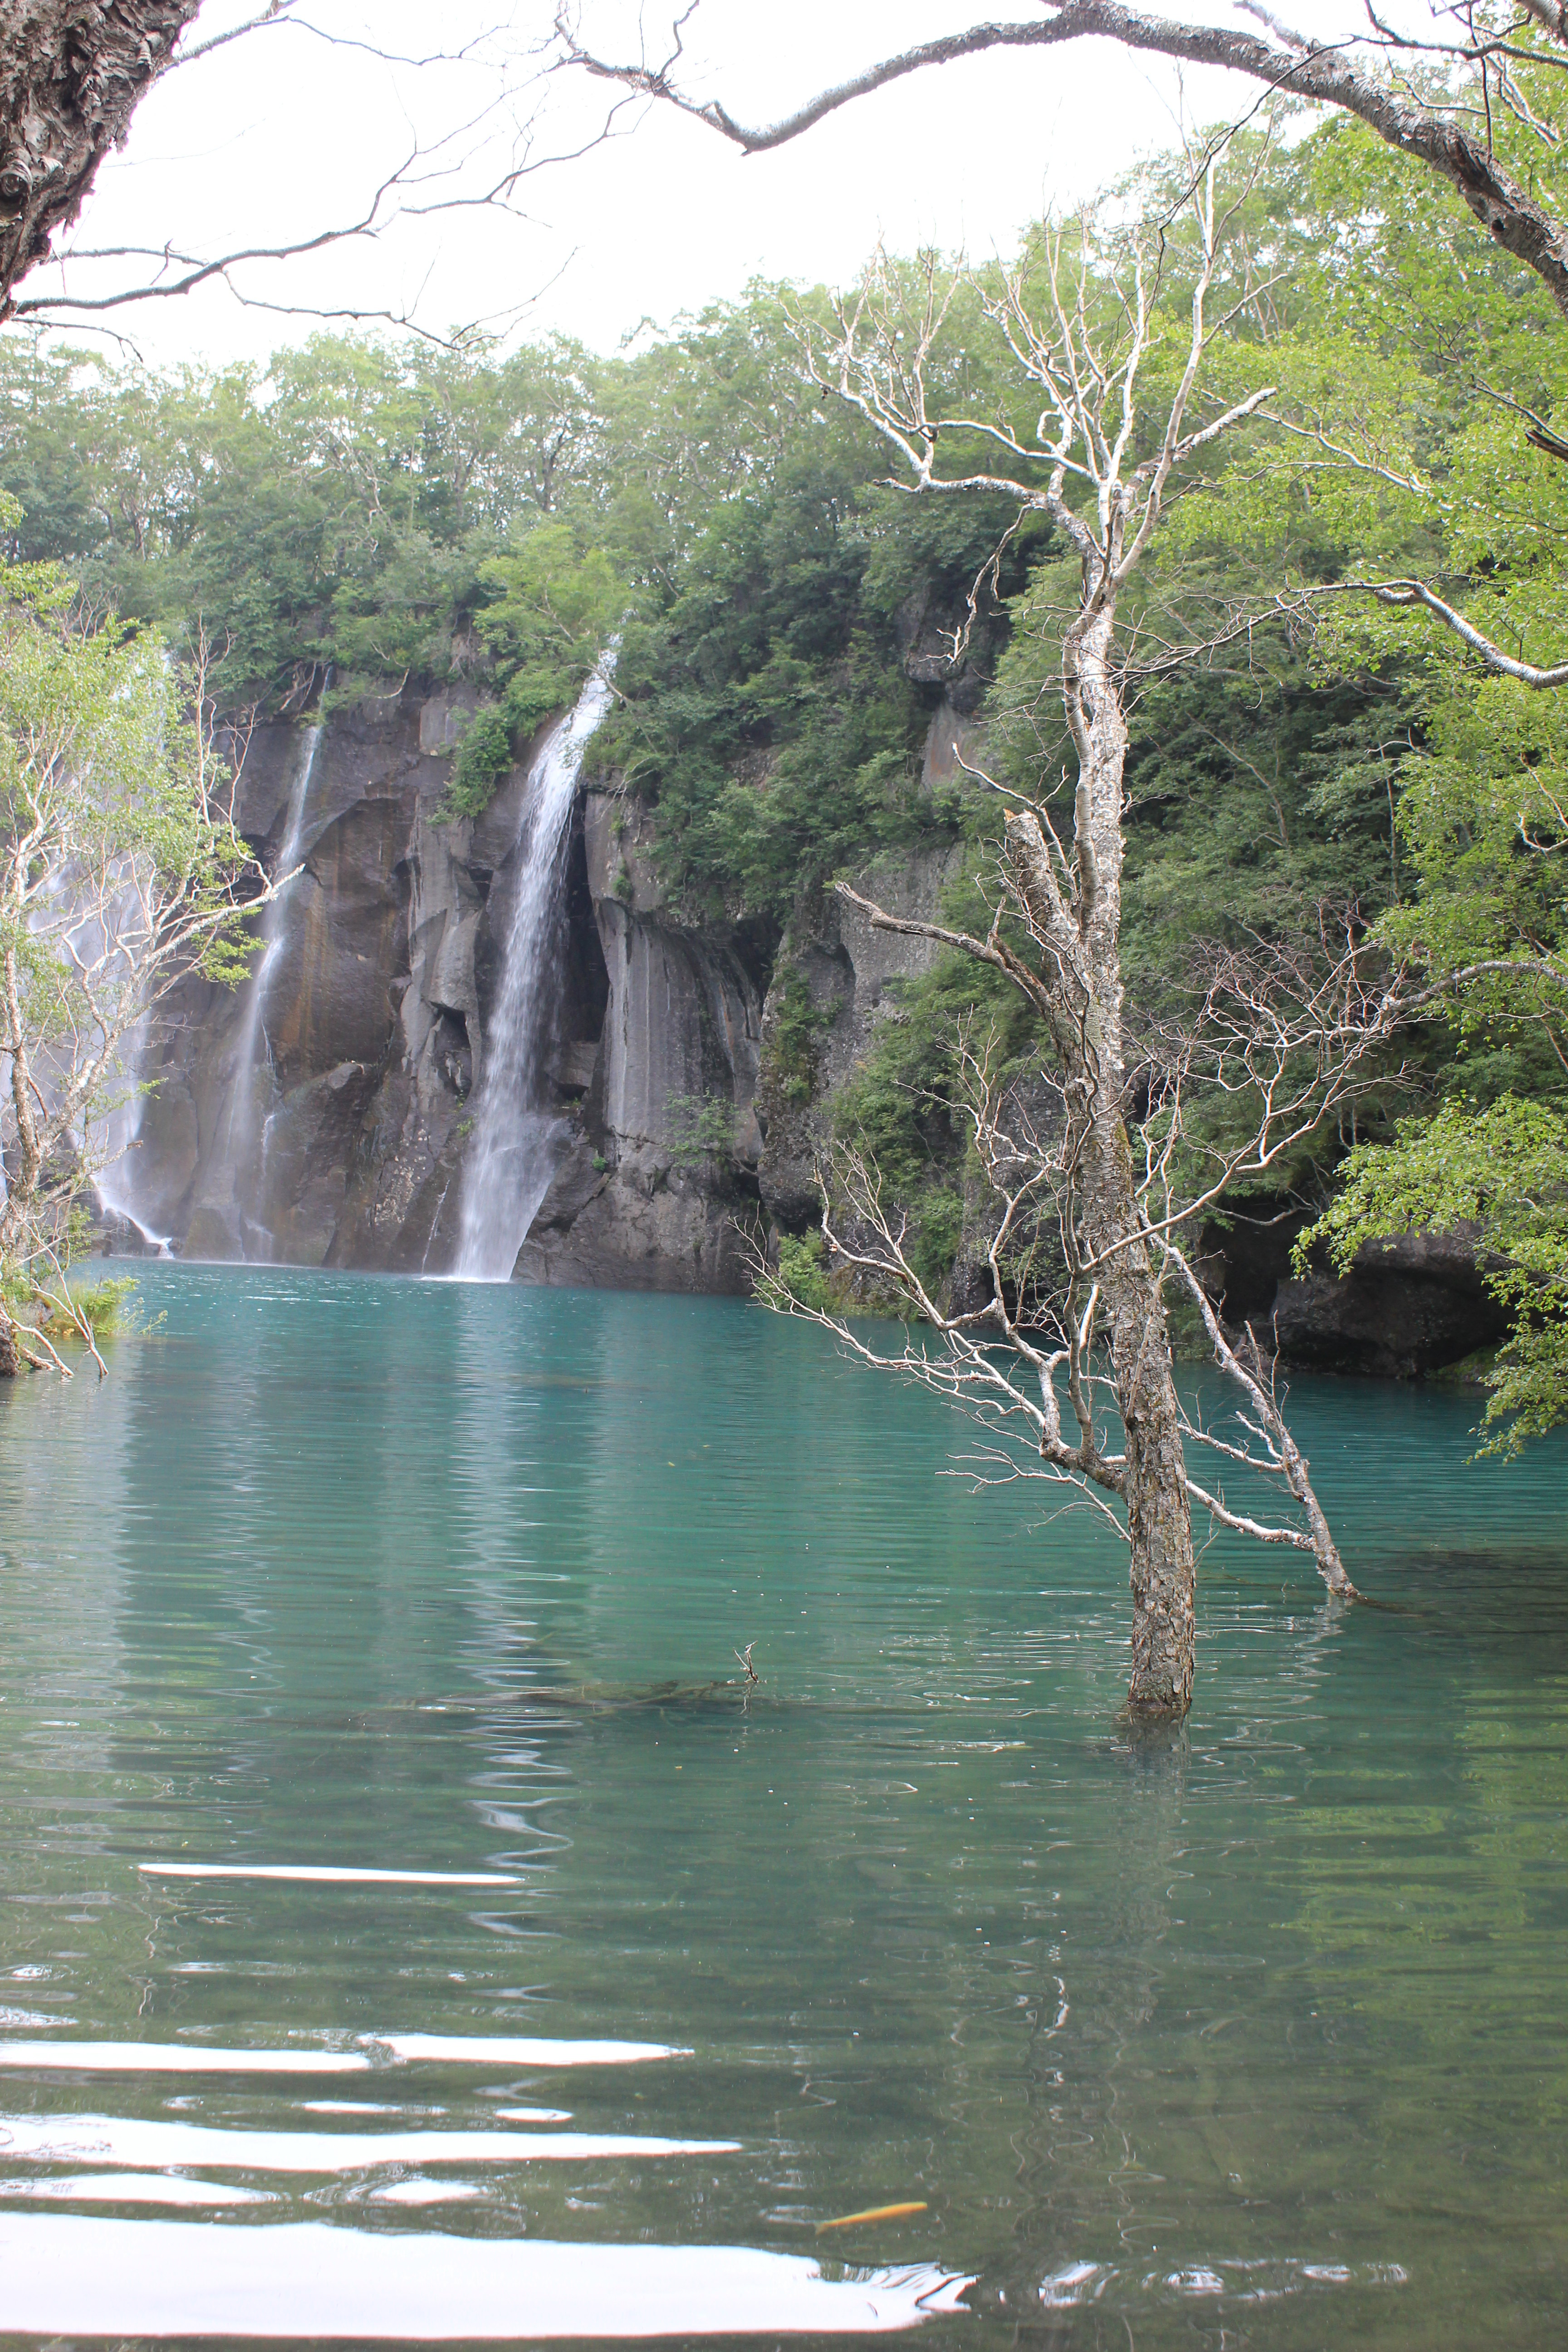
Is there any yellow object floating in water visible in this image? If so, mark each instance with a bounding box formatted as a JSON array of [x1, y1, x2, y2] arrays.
[[816, 2201, 928, 2233]]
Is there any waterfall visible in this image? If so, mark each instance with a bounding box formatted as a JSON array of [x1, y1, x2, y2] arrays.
[[94, 997, 172, 1254], [451, 653, 616, 1283], [204, 722, 323, 1257], [33, 855, 174, 1254], [230, 722, 323, 1133]]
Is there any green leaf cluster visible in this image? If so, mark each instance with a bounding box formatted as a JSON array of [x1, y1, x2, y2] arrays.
[[1302, 1096, 1568, 1450]]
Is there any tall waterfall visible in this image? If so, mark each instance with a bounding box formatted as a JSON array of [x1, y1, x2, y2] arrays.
[[58, 856, 171, 1252], [452, 654, 616, 1283]]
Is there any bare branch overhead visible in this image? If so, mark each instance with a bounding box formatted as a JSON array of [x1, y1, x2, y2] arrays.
[[554, 2, 1568, 317], [5, 7, 640, 342]]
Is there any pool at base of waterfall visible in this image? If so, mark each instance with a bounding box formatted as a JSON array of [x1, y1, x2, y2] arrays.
[[0, 1264, 1564, 2349]]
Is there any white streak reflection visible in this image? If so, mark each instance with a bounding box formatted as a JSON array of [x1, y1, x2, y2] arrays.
[[374, 2034, 685, 2067], [0, 2114, 738, 2171], [0, 2043, 368, 2075], [369, 2179, 484, 2205], [0, 2174, 272, 2207], [139, 1864, 520, 1886], [0, 2216, 972, 2337], [0, 2036, 686, 2076]]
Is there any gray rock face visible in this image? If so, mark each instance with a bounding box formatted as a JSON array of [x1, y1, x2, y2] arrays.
[[757, 838, 966, 1233], [117, 691, 761, 1291], [1271, 1227, 1510, 1380], [519, 793, 764, 1295], [172, 693, 444, 1267]]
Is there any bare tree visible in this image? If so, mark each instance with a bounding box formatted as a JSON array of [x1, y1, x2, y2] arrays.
[[744, 143, 1406, 1715], [772, 977, 1375, 1601]]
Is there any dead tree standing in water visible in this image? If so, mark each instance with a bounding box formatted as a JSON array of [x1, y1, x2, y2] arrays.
[[764, 149, 1388, 1713]]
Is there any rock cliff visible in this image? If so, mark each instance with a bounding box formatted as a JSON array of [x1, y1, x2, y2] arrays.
[[105, 682, 1504, 1381], [114, 685, 768, 1293]]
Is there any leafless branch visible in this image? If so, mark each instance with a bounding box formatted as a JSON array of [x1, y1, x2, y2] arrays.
[[554, 1, 1568, 318], [1286, 576, 1568, 687]]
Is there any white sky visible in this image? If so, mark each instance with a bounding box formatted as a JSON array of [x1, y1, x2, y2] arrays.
[[33, 0, 1439, 372]]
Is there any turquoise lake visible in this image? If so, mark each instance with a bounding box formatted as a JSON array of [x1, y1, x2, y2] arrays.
[[0, 1264, 1563, 2346]]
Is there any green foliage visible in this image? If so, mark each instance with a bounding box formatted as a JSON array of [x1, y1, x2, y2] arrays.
[[826, 862, 1037, 1290], [771, 1230, 832, 1312], [40, 1274, 141, 1342], [440, 704, 514, 823], [762, 965, 834, 1106], [599, 452, 945, 922], [665, 1092, 738, 1166], [434, 519, 630, 820], [1300, 1096, 1568, 1450]]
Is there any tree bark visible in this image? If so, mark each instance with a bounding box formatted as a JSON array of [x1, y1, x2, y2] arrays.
[[0, 1, 200, 316], [1003, 588, 1197, 1716], [1081, 1112, 1197, 1713]]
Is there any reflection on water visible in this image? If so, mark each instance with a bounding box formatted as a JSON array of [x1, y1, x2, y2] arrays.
[[0, 2215, 973, 2337], [0, 1266, 1565, 2347]]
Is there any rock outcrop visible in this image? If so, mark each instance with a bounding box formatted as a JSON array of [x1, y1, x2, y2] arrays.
[[512, 792, 765, 1294], [116, 686, 764, 1291], [756, 839, 965, 1235]]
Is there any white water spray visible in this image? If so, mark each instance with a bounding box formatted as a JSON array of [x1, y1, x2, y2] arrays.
[[452, 654, 616, 1282]]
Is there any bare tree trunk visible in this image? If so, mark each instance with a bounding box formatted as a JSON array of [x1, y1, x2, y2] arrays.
[[3, 938, 42, 1212], [0, 1, 200, 315], [1023, 921, 1198, 1713], [1081, 1114, 1196, 1712], [1005, 592, 1197, 1715]]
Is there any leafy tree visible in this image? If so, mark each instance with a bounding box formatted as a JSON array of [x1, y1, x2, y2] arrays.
[[1306, 1094, 1568, 1450], [0, 498, 265, 1376]]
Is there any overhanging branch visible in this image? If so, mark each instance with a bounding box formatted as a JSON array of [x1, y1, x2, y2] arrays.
[[554, 3, 1568, 318]]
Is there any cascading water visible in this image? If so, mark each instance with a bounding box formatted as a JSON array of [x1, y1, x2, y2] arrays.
[[94, 994, 172, 1254], [206, 722, 323, 1256], [26, 856, 174, 1254], [452, 652, 616, 1283]]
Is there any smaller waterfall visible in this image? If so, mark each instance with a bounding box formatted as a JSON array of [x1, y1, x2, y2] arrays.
[[65, 862, 172, 1253], [207, 723, 323, 1254], [94, 1001, 173, 1254], [231, 723, 323, 1132], [452, 654, 616, 1283]]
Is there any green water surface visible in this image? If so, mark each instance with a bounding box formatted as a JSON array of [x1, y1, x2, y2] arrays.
[[0, 1267, 1564, 2347]]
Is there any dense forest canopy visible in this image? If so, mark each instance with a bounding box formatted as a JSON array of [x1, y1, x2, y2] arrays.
[[3, 102, 1565, 1436]]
